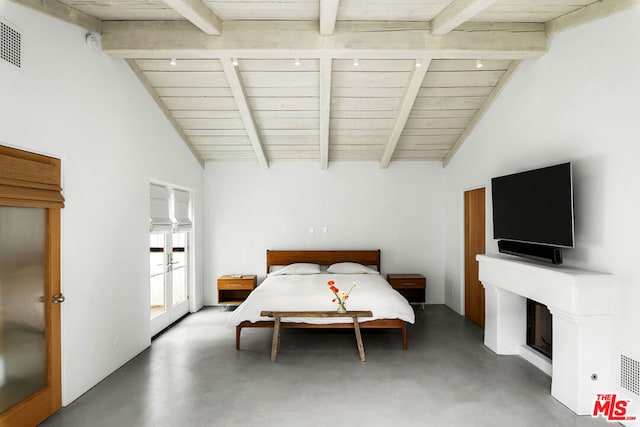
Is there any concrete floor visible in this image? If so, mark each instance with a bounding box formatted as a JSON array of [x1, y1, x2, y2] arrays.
[[40, 305, 611, 427]]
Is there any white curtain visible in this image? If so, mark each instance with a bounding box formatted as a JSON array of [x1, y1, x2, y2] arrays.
[[171, 189, 192, 231], [149, 184, 173, 232]]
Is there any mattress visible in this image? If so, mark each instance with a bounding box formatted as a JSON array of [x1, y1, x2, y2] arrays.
[[226, 273, 415, 327]]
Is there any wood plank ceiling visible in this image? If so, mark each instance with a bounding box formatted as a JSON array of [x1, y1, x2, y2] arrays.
[[11, 0, 637, 168]]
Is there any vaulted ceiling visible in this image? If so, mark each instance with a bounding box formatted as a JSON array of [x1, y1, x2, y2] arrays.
[[12, 0, 635, 168]]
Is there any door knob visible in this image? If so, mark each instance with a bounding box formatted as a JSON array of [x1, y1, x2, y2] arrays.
[[52, 293, 66, 303]]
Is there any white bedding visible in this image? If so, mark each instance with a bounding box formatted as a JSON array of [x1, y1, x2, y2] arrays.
[[226, 273, 415, 327]]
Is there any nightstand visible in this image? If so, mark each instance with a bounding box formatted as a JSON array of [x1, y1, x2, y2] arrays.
[[218, 275, 257, 305], [386, 274, 426, 306]]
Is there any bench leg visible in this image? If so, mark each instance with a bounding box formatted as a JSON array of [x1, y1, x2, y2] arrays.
[[353, 316, 366, 362], [271, 316, 281, 362], [236, 325, 242, 350], [401, 322, 408, 350], [277, 328, 281, 352]]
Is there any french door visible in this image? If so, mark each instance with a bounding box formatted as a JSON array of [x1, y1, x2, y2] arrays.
[[150, 231, 189, 336]]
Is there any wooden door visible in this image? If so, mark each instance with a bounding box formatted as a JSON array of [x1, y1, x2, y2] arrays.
[[0, 146, 63, 426], [464, 188, 486, 327]]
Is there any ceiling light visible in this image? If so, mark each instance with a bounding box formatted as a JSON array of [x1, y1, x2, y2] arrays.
[[169, 58, 177, 66], [353, 57, 359, 67], [294, 58, 300, 66], [415, 59, 422, 68], [232, 58, 239, 67], [476, 59, 483, 69]]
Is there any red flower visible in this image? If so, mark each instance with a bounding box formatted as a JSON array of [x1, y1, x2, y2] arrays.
[[327, 281, 358, 309]]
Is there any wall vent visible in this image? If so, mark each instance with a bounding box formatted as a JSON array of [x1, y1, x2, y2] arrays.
[[1, 18, 22, 70], [621, 354, 640, 396]]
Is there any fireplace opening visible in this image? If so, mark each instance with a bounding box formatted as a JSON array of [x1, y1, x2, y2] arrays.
[[527, 299, 552, 359]]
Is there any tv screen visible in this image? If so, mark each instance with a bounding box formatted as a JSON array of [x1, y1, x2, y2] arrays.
[[491, 163, 574, 248]]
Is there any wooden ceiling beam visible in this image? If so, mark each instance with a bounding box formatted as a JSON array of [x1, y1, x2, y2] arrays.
[[320, 0, 340, 36], [9, 0, 101, 33], [545, 0, 640, 36], [220, 59, 269, 169], [101, 21, 548, 60], [442, 60, 521, 167], [379, 59, 431, 169], [431, 0, 498, 36], [126, 60, 205, 167], [162, 0, 222, 35], [319, 57, 332, 169]]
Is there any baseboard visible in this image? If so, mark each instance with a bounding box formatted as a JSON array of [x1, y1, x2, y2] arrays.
[[519, 344, 552, 376]]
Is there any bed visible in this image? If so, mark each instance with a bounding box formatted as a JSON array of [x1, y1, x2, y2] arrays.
[[227, 249, 415, 351]]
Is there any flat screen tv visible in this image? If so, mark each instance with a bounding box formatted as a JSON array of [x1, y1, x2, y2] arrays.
[[491, 162, 574, 250]]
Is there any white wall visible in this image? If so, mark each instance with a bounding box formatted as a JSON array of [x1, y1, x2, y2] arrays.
[[443, 5, 640, 413], [5, 0, 637, 412], [0, 2, 204, 405], [204, 161, 445, 304]]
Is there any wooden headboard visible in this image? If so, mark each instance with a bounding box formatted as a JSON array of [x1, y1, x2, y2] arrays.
[[266, 250, 381, 274]]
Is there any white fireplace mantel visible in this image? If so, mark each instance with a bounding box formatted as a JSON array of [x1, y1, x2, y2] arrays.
[[477, 254, 615, 415]]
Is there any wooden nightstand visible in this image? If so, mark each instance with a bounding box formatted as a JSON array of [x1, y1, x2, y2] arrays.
[[387, 274, 426, 306], [218, 275, 257, 305]]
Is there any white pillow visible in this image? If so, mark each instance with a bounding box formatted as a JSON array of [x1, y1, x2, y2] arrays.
[[327, 262, 379, 275], [269, 263, 321, 276]]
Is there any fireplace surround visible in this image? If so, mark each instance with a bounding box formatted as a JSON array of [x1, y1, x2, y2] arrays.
[[476, 254, 614, 415]]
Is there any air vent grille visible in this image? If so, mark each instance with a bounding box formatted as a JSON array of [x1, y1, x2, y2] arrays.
[[621, 354, 640, 396], [1, 19, 22, 69]]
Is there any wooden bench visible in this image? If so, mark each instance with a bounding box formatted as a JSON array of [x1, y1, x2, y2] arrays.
[[259, 310, 374, 362]]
